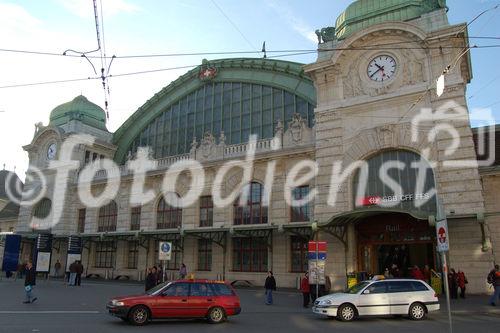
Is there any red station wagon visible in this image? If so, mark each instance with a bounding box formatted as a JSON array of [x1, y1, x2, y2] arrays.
[[107, 279, 241, 325]]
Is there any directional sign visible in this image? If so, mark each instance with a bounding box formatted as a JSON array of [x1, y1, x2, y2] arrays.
[[159, 241, 172, 261], [436, 219, 449, 252]]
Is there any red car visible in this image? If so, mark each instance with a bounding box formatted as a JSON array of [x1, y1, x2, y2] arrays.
[[106, 279, 241, 325]]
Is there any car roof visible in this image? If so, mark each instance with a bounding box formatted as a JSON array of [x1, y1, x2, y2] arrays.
[[366, 279, 428, 283]]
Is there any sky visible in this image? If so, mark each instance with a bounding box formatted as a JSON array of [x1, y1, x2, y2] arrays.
[[0, 0, 499, 181]]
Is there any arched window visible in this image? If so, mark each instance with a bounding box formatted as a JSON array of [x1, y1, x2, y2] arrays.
[[97, 200, 117, 232], [233, 182, 268, 225], [157, 195, 182, 229], [33, 198, 52, 219]]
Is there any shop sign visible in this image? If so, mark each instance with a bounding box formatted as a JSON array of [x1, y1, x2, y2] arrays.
[[357, 193, 431, 206]]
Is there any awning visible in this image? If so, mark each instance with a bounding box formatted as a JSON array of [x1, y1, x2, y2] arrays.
[[282, 222, 314, 240], [184, 227, 229, 248]]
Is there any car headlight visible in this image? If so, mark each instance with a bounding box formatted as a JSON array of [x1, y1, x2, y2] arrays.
[[319, 299, 332, 306], [111, 300, 125, 306]]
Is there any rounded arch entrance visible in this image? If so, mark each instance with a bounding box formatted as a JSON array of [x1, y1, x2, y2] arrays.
[[355, 211, 436, 278]]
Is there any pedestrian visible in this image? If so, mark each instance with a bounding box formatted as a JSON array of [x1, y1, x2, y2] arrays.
[[54, 260, 62, 278], [411, 265, 425, 280], [457, 269, 468, 299], [325, 275, 331, 295], [23, 261, 37, 304], [384, 268, 392, 279], [145, 268, 157, 292], [68, 261, 77, 286], [179, 263, 187, 279], [75, 260, 84, 286], [300, 272, 310, 308], [264, 271, 277, 305], [448, 268, 458, 299], [423, 264, 431, 284], [488, 264, 500, 306]]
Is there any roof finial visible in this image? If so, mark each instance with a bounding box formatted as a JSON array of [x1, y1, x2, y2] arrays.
[[2, 163, 5, 170]]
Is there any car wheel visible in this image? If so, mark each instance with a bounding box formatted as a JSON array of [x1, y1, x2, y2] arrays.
[[128, 306, 150, 326], [207, 307, 226, 324], [409, 303, 426, 320], [338, 304, 356, 322]]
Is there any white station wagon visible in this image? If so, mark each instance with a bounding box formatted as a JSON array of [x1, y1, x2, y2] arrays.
[[313, 279, 439, 321]]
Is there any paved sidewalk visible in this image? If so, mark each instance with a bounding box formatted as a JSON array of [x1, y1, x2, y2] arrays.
[[443, 295, 500, 315]]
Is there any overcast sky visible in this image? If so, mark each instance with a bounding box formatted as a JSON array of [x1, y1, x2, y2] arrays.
[[1, 0, 499, 181]]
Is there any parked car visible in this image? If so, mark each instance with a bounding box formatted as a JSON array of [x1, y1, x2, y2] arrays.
[[313, 279, 439, 321], [107, 279, 241, 325]]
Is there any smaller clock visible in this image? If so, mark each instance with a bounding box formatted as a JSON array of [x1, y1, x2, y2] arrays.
[[47, 143, 57, 160], [367, 55, 397, 82]]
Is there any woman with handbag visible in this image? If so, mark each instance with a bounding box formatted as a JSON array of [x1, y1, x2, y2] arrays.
[[457, 269, 468, 299]]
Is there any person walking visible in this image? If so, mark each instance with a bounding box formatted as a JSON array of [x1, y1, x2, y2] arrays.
[[54, 260, 62, 278], [23, 261, 37, 304], [488, 264, 500, 306], [264, 271, 277, 305], [75, 261, 84, 286], [448, 268, 458, 299], [68, 261, 77, 286], [457, 269, 468, 299], [179, 263, 187, 279], [300, 272, 310, 308], [145, 268, 157, 292]]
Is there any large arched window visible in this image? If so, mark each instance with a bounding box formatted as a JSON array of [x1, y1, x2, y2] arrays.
[[128, 82, 315, 159], [157, 195, 182, 229], [352, 150, 437, 216], [33, 198, 52, 219], [97, 200, 117, 232], [233, 182, 268, 225]]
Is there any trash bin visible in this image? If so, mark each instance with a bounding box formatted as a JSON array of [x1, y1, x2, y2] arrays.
[[347, 272, 357, 289], [431, 271, 442, 295]]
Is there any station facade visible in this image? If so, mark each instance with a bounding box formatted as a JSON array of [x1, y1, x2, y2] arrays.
[[12, 0, 500, 293]]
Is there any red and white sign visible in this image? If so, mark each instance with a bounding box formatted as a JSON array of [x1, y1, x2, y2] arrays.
[[435, 219, 449, 252], [308, 241, 327, 253]]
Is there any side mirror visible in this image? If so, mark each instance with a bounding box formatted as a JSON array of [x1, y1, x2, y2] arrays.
[[362, 289, 370, 295]]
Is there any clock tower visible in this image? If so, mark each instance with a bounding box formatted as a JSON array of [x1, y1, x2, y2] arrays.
[[17, 96, 116, 235], [305, 0, 492, 293]]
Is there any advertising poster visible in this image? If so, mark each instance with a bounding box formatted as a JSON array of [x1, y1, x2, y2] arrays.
[[66, 253, 82, 272], [36, 252, 51, 272]]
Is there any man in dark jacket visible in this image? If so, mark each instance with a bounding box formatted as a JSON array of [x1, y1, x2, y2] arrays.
[[489, 264, 500, 306], [75, 261, 84, 286], [264, 271, 277, 305], [23, 261, 37, 304], [145, 268, 157, 292]]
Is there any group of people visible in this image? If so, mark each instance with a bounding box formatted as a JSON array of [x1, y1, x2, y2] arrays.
[[298, 272, 332, 308], [447, 268, 468, 299], [145, 263, 188, 292], [67, 260, 84, 286]]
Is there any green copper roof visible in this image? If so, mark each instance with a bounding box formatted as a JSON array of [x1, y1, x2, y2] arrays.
[[49, 95, 107, 130], [335, 0, 447, 40]]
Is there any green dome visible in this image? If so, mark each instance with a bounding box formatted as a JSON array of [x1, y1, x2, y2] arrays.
[[335, 0, 447, 40], [49, 95, 107, 130]]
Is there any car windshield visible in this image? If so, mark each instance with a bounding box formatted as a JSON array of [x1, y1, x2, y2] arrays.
[[146, 282, 171, 295], [345, 281, 370, 294]]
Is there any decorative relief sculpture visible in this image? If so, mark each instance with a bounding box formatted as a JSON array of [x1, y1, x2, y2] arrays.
[[200, 132, 216, 159], [283, 113, 313, 147], [401, 50, 424, 86], [343, 64, 365, 98], [376, 124, 395, 147]]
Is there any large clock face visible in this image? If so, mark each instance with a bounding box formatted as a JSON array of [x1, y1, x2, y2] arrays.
[[367, 55, 397, 82], [47, 143, 57, 160]]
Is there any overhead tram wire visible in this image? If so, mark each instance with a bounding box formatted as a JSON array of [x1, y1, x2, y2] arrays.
[[210, 0, 257, 51]]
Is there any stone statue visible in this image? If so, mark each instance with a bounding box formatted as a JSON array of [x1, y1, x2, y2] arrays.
[[315, 27, 336, 43], [219, 131, 226, 146], [190, 136, 197, 155]]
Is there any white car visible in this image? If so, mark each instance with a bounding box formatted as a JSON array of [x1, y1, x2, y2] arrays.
[[313, 279, 439, 321]]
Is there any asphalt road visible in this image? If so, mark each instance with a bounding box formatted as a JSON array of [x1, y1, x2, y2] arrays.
[[0, 279, 498, 333]]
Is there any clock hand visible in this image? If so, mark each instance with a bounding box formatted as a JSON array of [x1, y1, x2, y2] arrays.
[[370, 67, 383, 78]]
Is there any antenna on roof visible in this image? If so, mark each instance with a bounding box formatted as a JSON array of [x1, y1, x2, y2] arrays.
[[262, 41, 267, 59]]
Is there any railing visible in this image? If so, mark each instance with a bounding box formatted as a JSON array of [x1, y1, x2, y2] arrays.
[[87, 137, 310, 182]]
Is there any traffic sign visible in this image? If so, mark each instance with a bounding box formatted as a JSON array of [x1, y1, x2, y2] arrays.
[[159, 241, 172, 261], [308, 241, 327, 253], [436, 219, 449, 252]]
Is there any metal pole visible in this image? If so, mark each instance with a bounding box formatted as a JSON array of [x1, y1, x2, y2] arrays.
[[162, 260, 166, 283], [441, 251, 453, 333], [315, 232, 319, 300]]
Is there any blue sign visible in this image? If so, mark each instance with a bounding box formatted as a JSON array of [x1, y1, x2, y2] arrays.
[[2, 234, 21, 272], [308, 252, 327, 260], [161, 243, 171, 253]]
